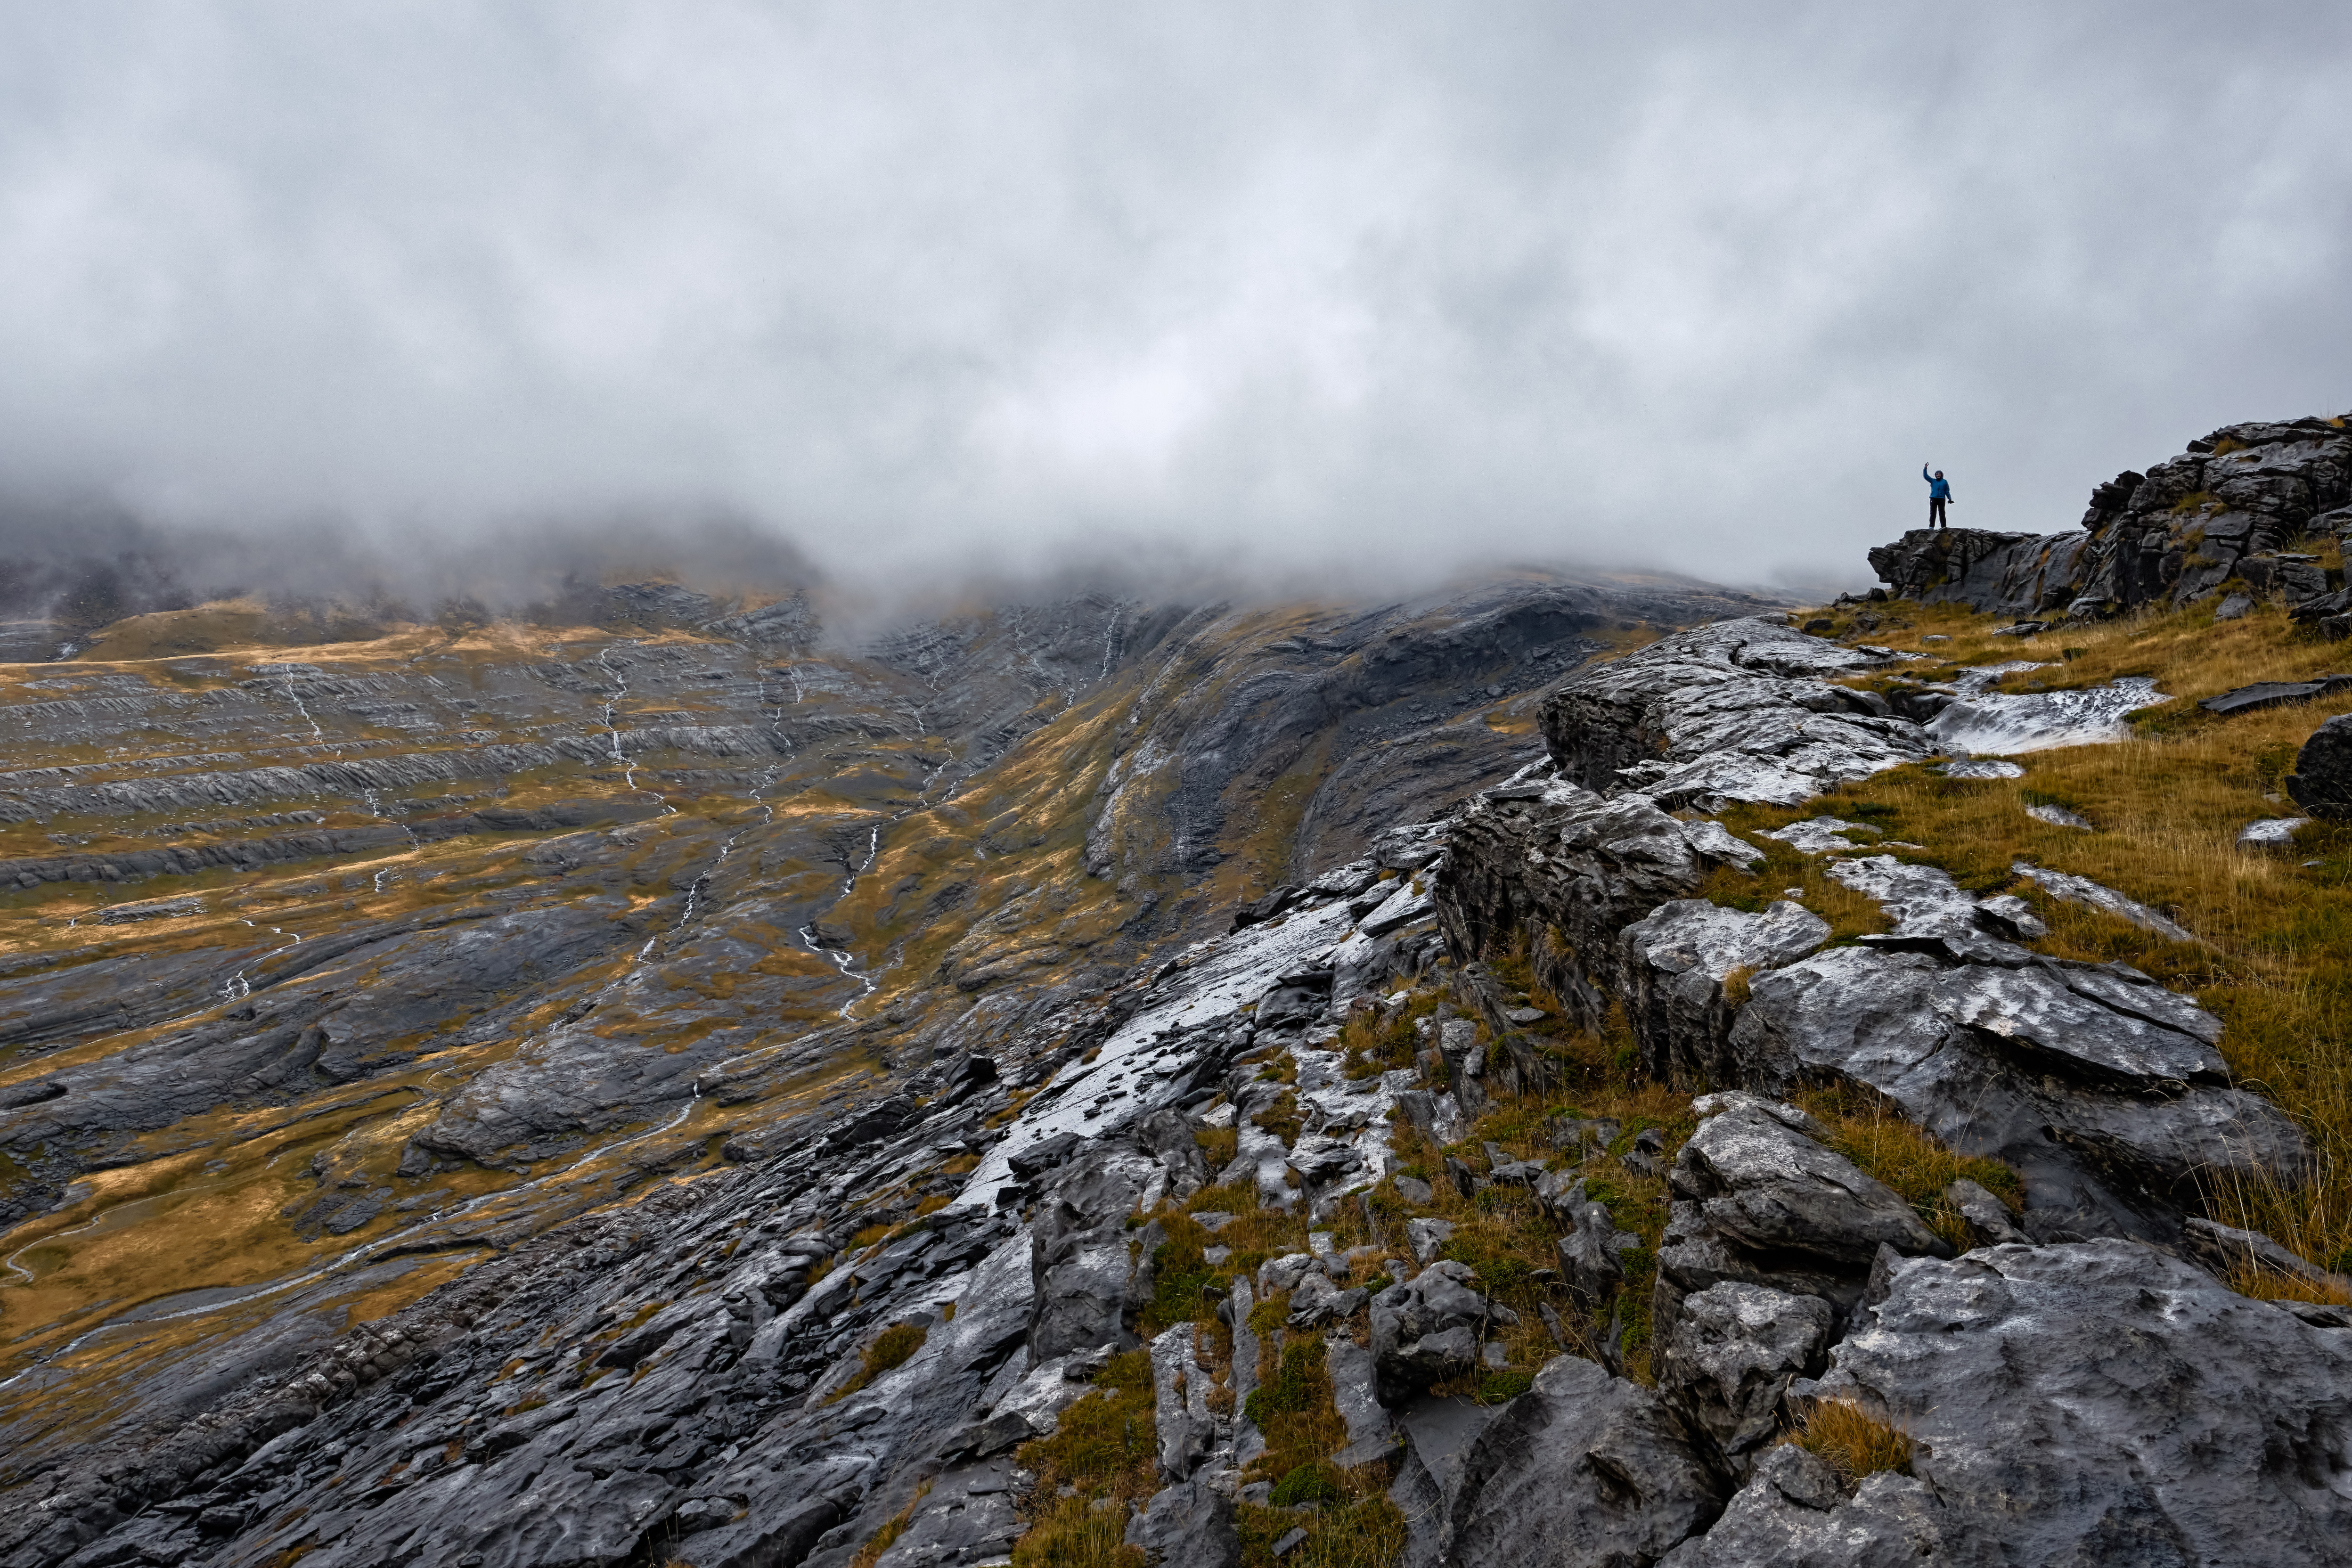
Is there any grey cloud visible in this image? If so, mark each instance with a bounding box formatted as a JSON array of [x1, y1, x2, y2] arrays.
[[0, 1, 2346, 601]]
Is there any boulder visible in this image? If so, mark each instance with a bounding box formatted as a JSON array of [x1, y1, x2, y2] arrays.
[[1618, 899, 1830, 1087], [2199, 674, 2352, 718], [2287, 711, 2352, 818], [1323, 1336, 1394, 1464], [1654, 1444, 1946, 1568], [1653, 1094, 1947, 1343], [1148, 1324, 1215, 1481], [1654, 1283, 1832, 1474], [1405, 1217, 1455, 1266], [1943, 1178, 2024, 1246], [1387, 1396, 1503, 1568], [1124, 1479, 1242, 1568], [1369, 1262, 1494, 1403], [1781, 1241, 2352, 1566], [1444, 1356, 1729, 1567], [1728, 943, 2308, 1245], [1284, 1272, 1368, 1330], [1669, 1096, 1946, 1269]]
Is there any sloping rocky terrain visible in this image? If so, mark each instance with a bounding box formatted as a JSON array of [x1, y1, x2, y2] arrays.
[[5, 446, 2352, 1568]]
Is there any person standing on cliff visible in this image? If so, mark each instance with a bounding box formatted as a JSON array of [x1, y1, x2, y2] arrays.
[[1922, 464, 1952, 529]]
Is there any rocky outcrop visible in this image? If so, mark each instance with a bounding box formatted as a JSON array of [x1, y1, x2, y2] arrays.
[[1369, 1261, 1501, 1402], [1869, 416, 2352, 618], [1618, 899, 1829, 1088], [1655, 1283, 1832, 1477], [1437, 783, 1759, 1036], [2287, 710, 2352, 817], [1443, 1356, 1729, 1568], [1537, 618, 1927, 809], [1728, 934, 2306, 1244], [1652, 1095, 1949, 1346], [1677, 1241, 2352, 1567]]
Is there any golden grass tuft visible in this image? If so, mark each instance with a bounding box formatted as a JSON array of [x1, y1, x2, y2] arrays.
[[1010, 1349, 1157, 1568], [1010, 1496, 1144, 1568], [1797, 1085, 2022, 1251], [848, 1479, 932, 1568], [825, 1320, 929, 1404], [1789, 1398, 1915, 1483]]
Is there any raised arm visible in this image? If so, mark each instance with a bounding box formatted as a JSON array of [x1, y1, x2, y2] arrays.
[[1922, 463, 1932, 483]]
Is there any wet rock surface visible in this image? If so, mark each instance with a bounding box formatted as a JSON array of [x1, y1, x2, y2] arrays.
[[1539, 618, 1927, 810], [1444, 1356, 1727, 1568], [1766, 1241, 2352, 1567]]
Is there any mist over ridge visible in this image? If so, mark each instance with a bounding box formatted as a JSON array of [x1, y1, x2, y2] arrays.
[[1, 3, 2347, 601]]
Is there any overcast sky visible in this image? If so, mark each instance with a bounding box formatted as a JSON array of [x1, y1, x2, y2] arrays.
[[2, 2, 2347, 601]]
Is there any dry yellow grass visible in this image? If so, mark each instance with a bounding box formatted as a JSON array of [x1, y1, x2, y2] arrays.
[[1796, 1085, 2022, 1252], [1768, 594, 2352, 1276], [848, 1479, 932, 1568], [823, 1320, 929, 1405], [1789, 1398, 1914, 1482]]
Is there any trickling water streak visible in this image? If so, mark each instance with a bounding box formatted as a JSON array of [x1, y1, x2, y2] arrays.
[[1099, 604, 1124, 682], [595, 645, 641, 792], [280, 677, 329, 751], [361, 787, 425, 853]]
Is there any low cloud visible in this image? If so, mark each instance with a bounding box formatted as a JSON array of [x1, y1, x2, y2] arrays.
[[1, 2, 2345, 604]]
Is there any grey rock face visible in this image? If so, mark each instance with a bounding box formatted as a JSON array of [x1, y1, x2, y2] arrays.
[[1728, 942, 2307, 1244], [1793, 1241, 2352, 1566], [1124, 1479, 1241, 1568], [1671, 1096, 1945, 1269], [1386, 1396, 1502, 1568], [1437, 784, 1710, 1036], [1655, 1283, 1832, 1474], [2287, 710, 2352, 818], [1148, 1324, 1215, 1480], [1653, 1094, 1947, 1345], [1654, 1445, 1945, 1568], [2200, 673, 2352, 717], [1539, 618, 1927, 812], [1028, 1148, 1162, 1363], [1369, 1261, 1494, 1403], [1619, 899, 1829, 1088], [1445, 1356, 1728, 1568], [1943, 1178, 2024, 1246]]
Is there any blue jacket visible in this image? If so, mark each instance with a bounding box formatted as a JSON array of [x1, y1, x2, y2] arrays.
[[1923, 466, 1951, 499]]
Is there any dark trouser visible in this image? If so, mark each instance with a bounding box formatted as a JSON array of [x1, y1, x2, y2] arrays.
[[1929, 497, 1947, 529]]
